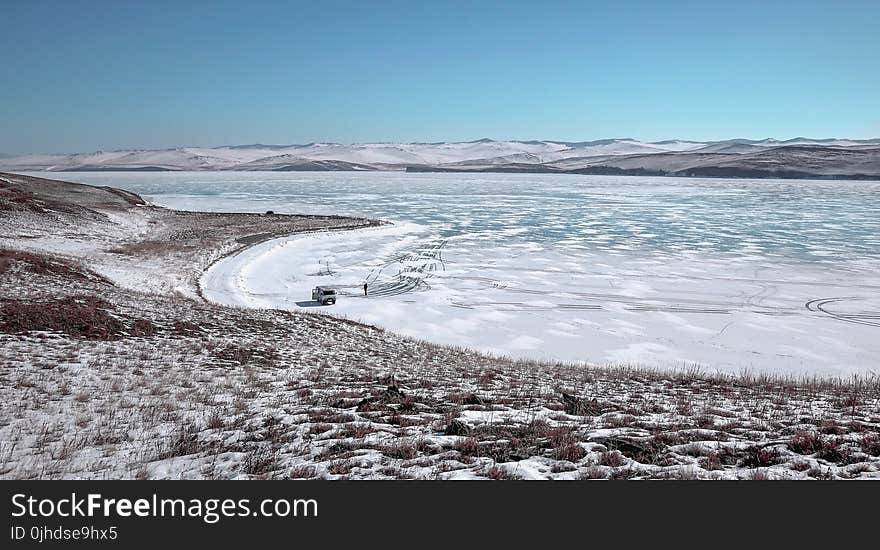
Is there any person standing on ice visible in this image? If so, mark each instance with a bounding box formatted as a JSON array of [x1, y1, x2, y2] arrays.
[[363, 282, 368, 296]]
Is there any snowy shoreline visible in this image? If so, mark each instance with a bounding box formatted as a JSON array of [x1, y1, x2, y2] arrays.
[[196, 219, 396, 303], [200, 221, 414, 308]]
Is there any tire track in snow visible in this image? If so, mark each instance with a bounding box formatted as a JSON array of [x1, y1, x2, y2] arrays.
[[805, 297, 880, 328]]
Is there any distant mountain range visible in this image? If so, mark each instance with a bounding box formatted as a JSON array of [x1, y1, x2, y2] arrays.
[[3, 138, 880, 179]]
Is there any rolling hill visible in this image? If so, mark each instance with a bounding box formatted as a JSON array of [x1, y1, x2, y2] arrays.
[[3, 138, 879, 179]]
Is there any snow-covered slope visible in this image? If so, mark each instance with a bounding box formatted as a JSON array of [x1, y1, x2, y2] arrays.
[[3, 138, 879, 173]]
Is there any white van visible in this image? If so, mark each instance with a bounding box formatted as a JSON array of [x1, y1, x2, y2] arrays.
[[311, 286, 337, 305]]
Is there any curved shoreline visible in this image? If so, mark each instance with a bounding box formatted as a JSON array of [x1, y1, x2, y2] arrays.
[[195, 217, 390, 302], [198, 220, 431, 310]]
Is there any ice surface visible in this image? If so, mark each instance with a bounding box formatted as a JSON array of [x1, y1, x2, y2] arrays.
[[47, 171, 880, 375]]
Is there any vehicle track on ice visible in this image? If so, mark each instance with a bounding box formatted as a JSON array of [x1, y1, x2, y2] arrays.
[[354, 239, 447, 298], [805, 297, 880, 328]]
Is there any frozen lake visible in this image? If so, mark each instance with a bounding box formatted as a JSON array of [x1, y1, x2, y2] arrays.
[[49, 171, 880, 376]]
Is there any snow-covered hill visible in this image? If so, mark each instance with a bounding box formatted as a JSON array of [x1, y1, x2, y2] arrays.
[[2, 138, 879, 175]]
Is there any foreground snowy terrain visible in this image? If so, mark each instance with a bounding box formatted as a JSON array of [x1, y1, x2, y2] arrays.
[[3, 172, 879, 480], [59, 172, 880, 377]]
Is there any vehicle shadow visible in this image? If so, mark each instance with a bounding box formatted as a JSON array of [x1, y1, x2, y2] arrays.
[[295, 300, 327, 307]]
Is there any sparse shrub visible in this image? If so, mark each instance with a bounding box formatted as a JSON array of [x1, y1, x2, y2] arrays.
[[242, 448, 277, 476], [289, 465, 317, 479], [0, 248, 89, 281], [308, 423, 333, 435], [0, 296, 124, 340], [676, 398, 693, 416], [843, 463, 873, 478], [748, 469, 770, 480], [0, 183, 43, 212], [377, 466, 403, 477], [815, 437, 851, 464], [398, 395, 417, 412], [308, 409, 355, 424], [693, 415, 715, 429], [679, 442, 709, 457], [741, 446, 781, 468], [549, 428, 586, 462], [610, 467, 639, 480], [130, 319, 158, 337], [527, 418, 552, 437], [448, 392, 484, 406], [598, 436, 659, 464], [327, 460, 352, 475], [319, 441, 363, 460], [444, 419, 470, 436], [807, 466, 835, 480], [555, 442, 586, 462], [602, 414, 636, 428], [652, 431, 683, 447], [599, 451, 626, 467], [663, 466, 700, 480], [453, 437, 479, 456], [860, 434, 880, 456], [172, 320, 202, 336], [836, 393, 863, 410], [213, 345, 278, 366], [848, 421, 867, 433], [383, 440, 419, 460], [485, 466, 518, 480], [819, 420, 845, 435], [789, 430, 823, 454], [699, 452, 724, 471], [340, 423, 376, 439], [561, 393, 607, 416], [355, 399, 389, 413], [579, 466, 608, 480], [551, 462, 577, 473], [206, 410, 225, 430], [160, 424, 201, 459]]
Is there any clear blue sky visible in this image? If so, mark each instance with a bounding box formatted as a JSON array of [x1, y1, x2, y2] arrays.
[[2, 0, 878, 154]]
